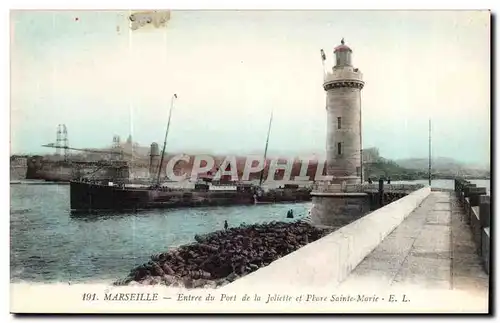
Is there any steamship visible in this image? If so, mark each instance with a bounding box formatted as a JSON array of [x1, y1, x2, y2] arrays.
[[69, 95, 312, 212], [69, 167, 312, 212]]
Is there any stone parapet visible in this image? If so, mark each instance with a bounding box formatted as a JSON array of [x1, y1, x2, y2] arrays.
[[454, 178, 490, 274], [312, 182, 424, 194]]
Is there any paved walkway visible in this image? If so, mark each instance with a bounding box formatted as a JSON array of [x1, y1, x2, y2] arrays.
[[339, 192, 489, 297]]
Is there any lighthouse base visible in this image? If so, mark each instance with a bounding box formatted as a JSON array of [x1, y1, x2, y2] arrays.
[[310, 192, 370, 227], [328, 175, 361, 185]]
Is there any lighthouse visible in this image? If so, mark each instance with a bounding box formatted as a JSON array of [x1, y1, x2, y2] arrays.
[[310, 39, 369, 226], [323, 39, 364, 184]]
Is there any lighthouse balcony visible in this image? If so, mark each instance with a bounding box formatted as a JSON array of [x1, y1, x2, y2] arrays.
[[323, 79, 365, 91], [324, 68, 363, 84]]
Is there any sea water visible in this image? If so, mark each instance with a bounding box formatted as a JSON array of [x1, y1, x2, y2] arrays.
[[10, 184, 310, 283]]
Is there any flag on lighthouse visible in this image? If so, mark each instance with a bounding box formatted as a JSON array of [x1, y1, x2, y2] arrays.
[[320, 49, 327, 76]]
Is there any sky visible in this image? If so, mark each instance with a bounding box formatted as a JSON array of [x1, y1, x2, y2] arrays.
[[10, 10, 490, 166]]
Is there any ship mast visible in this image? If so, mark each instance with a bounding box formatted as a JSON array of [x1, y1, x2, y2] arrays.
[[259, 110, 273, 187], [156, 94, 177, 186]]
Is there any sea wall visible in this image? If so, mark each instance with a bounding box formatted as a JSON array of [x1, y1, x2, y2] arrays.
[[10, 156, 28, 180], [221, 186, 431, 290], [455, 179, 490, 274]]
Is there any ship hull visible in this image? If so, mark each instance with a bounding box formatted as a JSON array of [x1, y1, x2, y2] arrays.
[[70, 181, 255, 211], [70, 181, 312, 212]]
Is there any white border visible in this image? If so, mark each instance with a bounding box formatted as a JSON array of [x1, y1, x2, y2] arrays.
[[3, 1, 498, 322]]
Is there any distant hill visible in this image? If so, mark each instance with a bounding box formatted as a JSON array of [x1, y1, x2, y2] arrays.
[[360, 149, 489, 180], [361, 149, 425, 181], [395, 157, 490, 179]]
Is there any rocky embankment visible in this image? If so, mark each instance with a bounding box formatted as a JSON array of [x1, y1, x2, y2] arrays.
[[114, 221, 335, 288]]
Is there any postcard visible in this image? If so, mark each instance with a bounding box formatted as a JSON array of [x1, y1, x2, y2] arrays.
[[10, 9, 491, 314]]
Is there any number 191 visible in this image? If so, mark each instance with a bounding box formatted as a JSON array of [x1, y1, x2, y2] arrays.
[[82, 293, 97, 301]]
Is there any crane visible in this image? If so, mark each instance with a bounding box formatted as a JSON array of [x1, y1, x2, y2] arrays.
[[41, 143, 135, 180], [41, 143, 140, 166], [41, 143, 132, 156], [41, 143, 154, 170]]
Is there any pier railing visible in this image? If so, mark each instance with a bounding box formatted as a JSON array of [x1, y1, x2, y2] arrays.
[[455, 178, 490, 274]]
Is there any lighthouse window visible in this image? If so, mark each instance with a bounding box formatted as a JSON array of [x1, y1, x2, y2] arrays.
[[337, 143, 342, 155], [337, 117, 342, 129]]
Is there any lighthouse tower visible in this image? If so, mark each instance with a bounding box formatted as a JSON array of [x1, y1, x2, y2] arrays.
[[324, 39, 364, 184], [311, 39, 369, 226]]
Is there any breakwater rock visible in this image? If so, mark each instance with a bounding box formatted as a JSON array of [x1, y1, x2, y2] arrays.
[[114, 221, 335, 288]]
